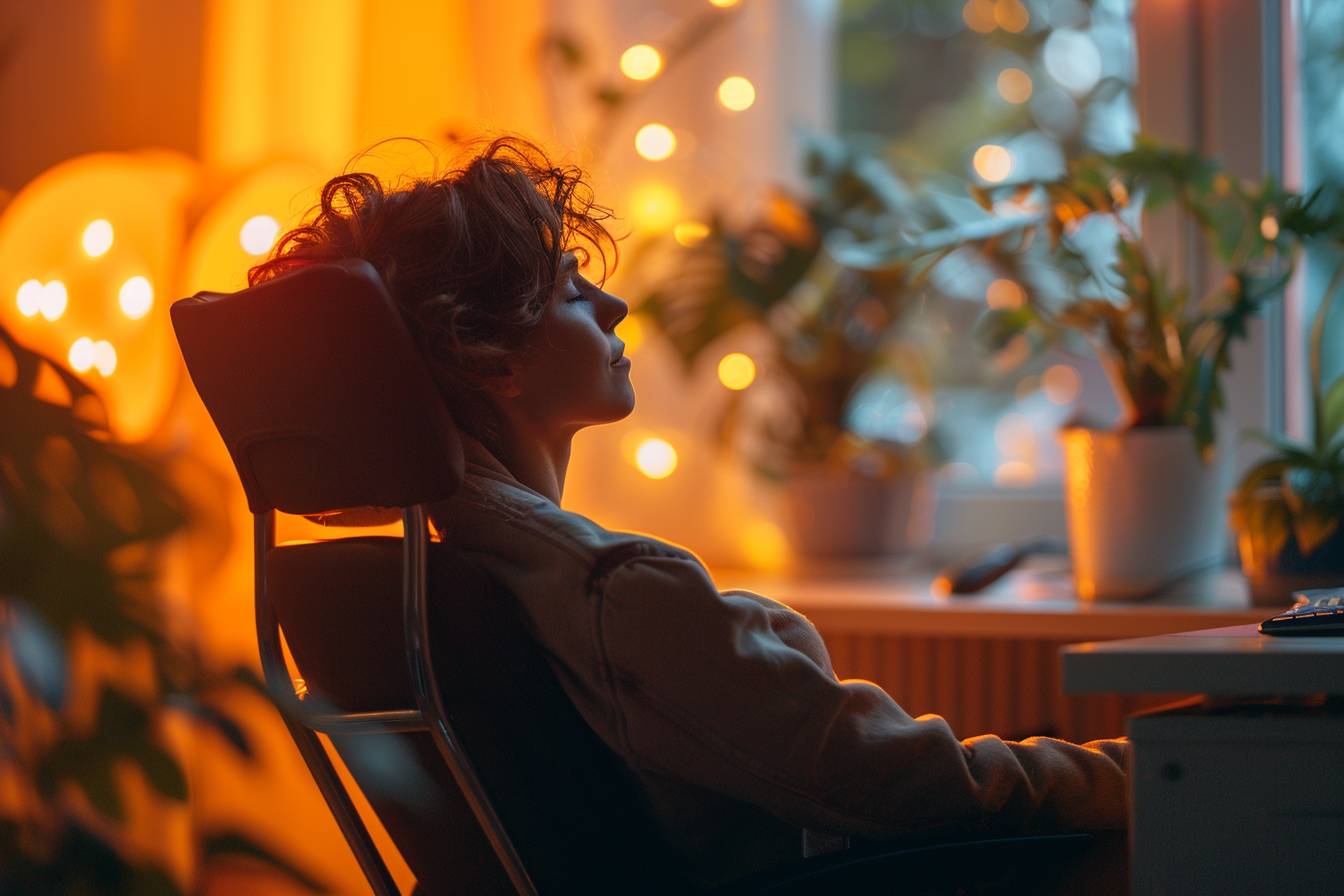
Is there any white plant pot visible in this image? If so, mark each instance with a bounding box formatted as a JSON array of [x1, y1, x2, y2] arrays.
[[1060, 426, 1231, 600], [779, 467, 934, 559]]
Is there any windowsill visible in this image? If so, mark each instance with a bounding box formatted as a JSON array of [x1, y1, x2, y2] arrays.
[[709, 561, 1268, 641]]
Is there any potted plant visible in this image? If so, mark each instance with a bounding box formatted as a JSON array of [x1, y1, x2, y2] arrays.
[[974, 140, 1332, 598], [638, 140, 966, 558], [1229, 259, 1344, 605]]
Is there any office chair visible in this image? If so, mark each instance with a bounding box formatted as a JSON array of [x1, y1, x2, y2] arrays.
[[171, 260, 1095, 894]]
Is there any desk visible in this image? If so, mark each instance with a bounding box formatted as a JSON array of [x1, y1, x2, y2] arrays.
[[1063, 625, 1344, 894], [711, 562, 1269, 741]]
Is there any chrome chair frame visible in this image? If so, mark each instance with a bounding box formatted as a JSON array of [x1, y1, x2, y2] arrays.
[[253, 505, 538, 896]]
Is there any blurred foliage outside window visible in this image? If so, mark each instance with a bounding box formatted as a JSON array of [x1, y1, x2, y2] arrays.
[[836, 0, 1135, 487]]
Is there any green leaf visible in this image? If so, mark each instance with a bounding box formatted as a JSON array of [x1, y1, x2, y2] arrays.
[[1322, 376, 1344, 446], [1282, 467, 1342, 555], [201, 832, 327, 893]]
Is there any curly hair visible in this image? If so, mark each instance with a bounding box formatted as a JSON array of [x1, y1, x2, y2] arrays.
[[248, 135, 618, 446]]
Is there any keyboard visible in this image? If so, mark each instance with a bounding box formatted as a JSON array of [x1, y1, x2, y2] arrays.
[[1259, 591, 1344, 636]]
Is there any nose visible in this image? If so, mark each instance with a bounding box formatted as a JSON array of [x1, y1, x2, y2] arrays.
[[599, 287, 629, 331]]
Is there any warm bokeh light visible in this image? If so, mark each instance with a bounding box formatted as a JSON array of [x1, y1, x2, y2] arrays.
[[994, 460, 1035, 486], [973, 144, 1013, 183], [16, 279, 42, 317], [39, 280, 68, 321], [963, 0, 996, 33], [68, 336, 96, 373], [985, 278, 1026, 310], [995, 0, 1030, 33], [997, 68, 1033, 104], [619, 44, 662, 81], [629, 182, 683, 231], [240, 214, 281, 256], [742, 518, 790, 571], [708, 0, 740, 7], [81, 219, 114, 257], [1260, 215, 1280, 240], [92, 340, 117, 376], [635, 123, 677, 161], [634, 437, 678, 479], [717, 352, 756, 390], [994, 412, 1034, 459], [673, 221, 711, 247], [616, 313, 645, 354], [1042, 364, 1081, 405], [118, 275, 154, 319], [717, 76, 756, 111]]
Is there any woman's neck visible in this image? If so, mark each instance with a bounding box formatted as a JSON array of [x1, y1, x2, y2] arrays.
[[480, 416, 573, 506]]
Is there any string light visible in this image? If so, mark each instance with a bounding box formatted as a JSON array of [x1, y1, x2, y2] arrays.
[[996, 68, 1033, 104], [985, 278, 1026, 310], [620, 44, 662, 81], [92, 340, 117, 376], [973, 144, 1013, 183], [995, 0, 1030, 33], [81, 219, 114, 257], [1260, 215, 1280, 240], [69, 337, 96, 373], [240, 214, 280, 256], [1042, 364, 1081, 405], [16, 279, 43, 317], [629, 182, 682, 231], [39, 281, 68, 321], [635, 123, 677, 161], [634, 437, 678, 479], [717, 76, 755, 111], [717, 352, 756, 390], [963, 0, 996, 33], [118, 275, 153, 319]]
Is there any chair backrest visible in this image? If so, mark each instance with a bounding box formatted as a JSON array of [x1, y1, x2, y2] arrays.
[[266, 537, 686, 895], [170, 259, 463, 515], [170, 261, 688, 895]]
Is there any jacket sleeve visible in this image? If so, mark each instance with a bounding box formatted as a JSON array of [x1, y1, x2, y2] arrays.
[[592, 551, 1128, 839]]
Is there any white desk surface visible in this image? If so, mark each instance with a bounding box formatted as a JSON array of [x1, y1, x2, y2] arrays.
[[709, 562, 1271, 640], [1062, 623, 1344, 696]]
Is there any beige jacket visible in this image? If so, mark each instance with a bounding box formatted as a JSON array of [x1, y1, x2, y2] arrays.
[[425, 436, 1128, 885]]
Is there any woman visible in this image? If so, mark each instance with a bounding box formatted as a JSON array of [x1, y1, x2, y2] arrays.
[[251, 136, 1127, 888]]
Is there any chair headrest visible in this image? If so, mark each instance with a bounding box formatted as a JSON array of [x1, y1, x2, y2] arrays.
[[171, 259, 465, 515]]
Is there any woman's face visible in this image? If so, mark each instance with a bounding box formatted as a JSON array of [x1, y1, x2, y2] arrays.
[[501, 252, 635, 434]]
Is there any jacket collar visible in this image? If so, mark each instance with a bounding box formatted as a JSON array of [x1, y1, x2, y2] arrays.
[[458, 430, 556, 506]]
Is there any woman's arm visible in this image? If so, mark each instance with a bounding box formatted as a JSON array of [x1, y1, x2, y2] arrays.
[[592, 551, 1128, 840]]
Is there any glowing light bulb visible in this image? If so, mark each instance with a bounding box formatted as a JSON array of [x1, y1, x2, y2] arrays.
[[634, 437, 678, 479], [629, 182, 682, 231], [92, 341, 117, 376], [82, 219, 114, 257], [673, 221, 711, 247], [118, 276, 154, 319], [996, 68, 1033, 104], [635, 123, 676, 161], [1260, 215, 1280, 240], [985, 278, 1026, 310], [16, 279, 43, 317], [973, 144, 1013, 183], [69, 337, 96, 373], [240, 215, 281, 256], [717, 352, 756, 390], [717, 76, 755, 111], [39, 281, 68, 321], [620, 44, 662, 81]]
